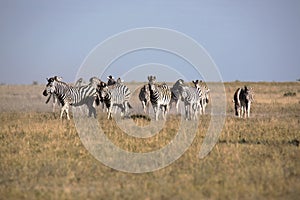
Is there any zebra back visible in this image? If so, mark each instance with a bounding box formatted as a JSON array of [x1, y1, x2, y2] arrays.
[[97, 82, 131, 105], [180, 86, 201, 105], [46, 78, 97, 106]]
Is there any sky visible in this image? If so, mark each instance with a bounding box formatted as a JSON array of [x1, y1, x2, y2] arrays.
[[0, 0, 299, 84]]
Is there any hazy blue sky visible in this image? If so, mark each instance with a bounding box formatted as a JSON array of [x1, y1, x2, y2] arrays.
[[0, 0, 299, 84]]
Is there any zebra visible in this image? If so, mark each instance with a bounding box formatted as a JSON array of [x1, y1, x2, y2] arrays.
[[42, 76, 99, 120], [45, 77, 86, 112], [192, 80, 210, 115], [233, 86, 254, 118], [170, 79, 184, 113], [175, 79, 201, 120], [138, 84, 150, 114], [148, 75, 172, 121], [97, 81, 132, 119]]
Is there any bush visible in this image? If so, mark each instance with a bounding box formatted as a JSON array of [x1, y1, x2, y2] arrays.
[[283, 91, 296, 97]]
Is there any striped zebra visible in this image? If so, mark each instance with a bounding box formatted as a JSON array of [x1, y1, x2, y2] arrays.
[[138, 84, 150, 114], [192, 80, 210, 115], [148, 75, 172, 121], [175, 79, 201, 120], [97, 81, 132, 119], [233, 86, 254, 118], [170, 79, 184, 113], [42, 76, 99, 120], [45, 77, 86, 112]]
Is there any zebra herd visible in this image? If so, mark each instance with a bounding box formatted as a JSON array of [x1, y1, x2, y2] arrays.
[[42, 75, 254, 120]]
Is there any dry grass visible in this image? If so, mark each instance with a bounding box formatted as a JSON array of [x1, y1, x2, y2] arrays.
[[0, 82, 299, 199]]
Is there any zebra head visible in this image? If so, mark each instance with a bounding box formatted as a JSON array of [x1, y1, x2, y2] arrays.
[[116, 77, 124, 84], [43, 77, 58, 96], [192, 79, 203, 87], [147, 75, 156, 84], [244, 86, 254, 102], [89, 77, 103, 88], [141, 84, 150, 93], [97, 82, 109, 99]]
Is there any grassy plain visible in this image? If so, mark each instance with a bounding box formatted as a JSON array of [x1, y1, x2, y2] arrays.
[[0, 82, 299, 199]]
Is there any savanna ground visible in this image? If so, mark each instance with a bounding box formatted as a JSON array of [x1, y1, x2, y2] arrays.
[[0, 82, 299, 199]]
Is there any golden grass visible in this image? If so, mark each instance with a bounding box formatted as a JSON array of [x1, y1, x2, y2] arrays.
[[0, 82, 299, 199]]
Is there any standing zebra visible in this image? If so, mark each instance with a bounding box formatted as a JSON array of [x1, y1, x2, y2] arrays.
[[43, 76, 99, 120], [138, 84, 151, 114], [45, 77, 86, 112], [148, 75, 172, 121], [175, 79, 201, 120], [233, 86, 254, 118], [192, 80, 210, 115], [97, 81, 132, 119], [170, 79, 184, 113]]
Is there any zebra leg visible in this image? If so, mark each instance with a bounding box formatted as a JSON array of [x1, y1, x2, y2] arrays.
[[146, 103, 150, 115], [154, 105, 160, 121], [192, 103, 198, 120], [240, 106, 245, 118], [162, 105, 166, 120], [184, 104, 189, 120], [65, 105, 70, 120], [60, 107, 64, 119], [52, 94, 56, 113], [142, 101, 146, 113], [202, 103, 206, 115], [125, 101, 130, 117], [60, 104, 70, 120], [91, 104, 97, 118], [189, 104, 193, 120], [120, 104, 125, 117], [237, 106, 241, 118], [234, 104, 239, 116], [247, 102, 251, 118], [107, 105, 113, 119], [175, 100, 179, 114], [113, 105, 118, 114]]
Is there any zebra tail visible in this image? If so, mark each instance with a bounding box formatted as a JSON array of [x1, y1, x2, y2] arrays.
[[45, 95, 52, 104]]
